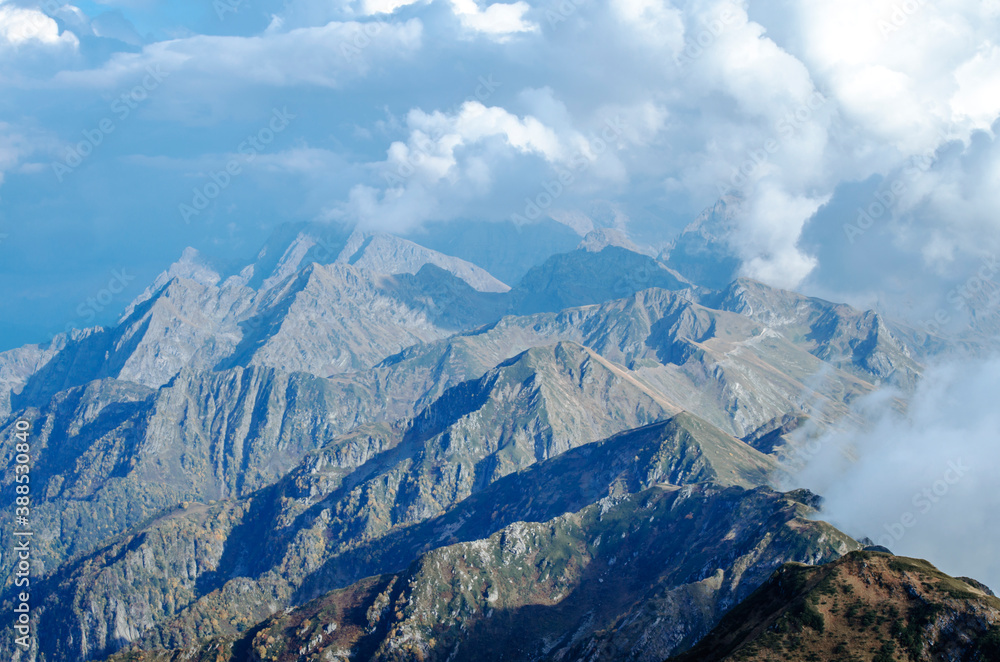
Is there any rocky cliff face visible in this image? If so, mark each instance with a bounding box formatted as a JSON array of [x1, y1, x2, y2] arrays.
[[0, 365, 377, 586]]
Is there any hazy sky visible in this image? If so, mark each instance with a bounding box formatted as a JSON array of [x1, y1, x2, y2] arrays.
[[2, 0, 1000, 348]]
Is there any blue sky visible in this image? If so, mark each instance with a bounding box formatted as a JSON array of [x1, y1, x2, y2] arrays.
[[2, 0, 1000, 349]]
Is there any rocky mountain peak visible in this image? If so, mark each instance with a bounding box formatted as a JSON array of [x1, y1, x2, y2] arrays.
[[660, 194, 744, 289], [578, 227, 654, 256]]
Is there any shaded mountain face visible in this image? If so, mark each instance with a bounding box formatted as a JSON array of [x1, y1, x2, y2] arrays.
[[668, 551, 1000, 662], [103, 484, 856, 662], [0, 365, 385, 585], [0, 225, 941, 662]]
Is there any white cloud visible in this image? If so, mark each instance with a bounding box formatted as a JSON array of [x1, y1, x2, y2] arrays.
[[335, 100, 584, 229], [449, 0, 536, 40], [0, 3, 79, 49], [0, 121, 53, 188], [786, 0, 1000, 148], [738, 183, 828, 288], [951, 43, 1000, 127], [5, 0, 1000, 307], [891, 126, 1000, 268], [657, 0, 1000, 291], [611, 0, 683, 49], [362, 0, 423, 15]]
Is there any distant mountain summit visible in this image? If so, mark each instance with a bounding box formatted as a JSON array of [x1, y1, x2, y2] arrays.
[[660, 195, 743, 289], [577, 227, 657, 256], [226, 223, 511, 293]]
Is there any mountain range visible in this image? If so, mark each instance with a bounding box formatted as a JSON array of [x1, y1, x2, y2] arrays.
[[0, 219, 988, 661]]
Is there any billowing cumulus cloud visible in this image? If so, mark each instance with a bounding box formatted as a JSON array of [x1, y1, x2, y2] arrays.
[[335, 99, 596, 230], [449, 0, 536, 39], [0, 1, 79, 49]]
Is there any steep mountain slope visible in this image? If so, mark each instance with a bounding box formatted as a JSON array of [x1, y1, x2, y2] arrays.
[[0, 227, 942, 662], [123, 247, 230, 314], [6, 408, 780, 661], [243, 223, 509, 293], [217, 262, 503, 376], [338, 230, 510, 293], [577, 227, 659, 256], [109, 276, 257, 387], [1, 227, 510, 408], [0, 365, 377, 586], [668, 551, 1000, 662], [0, 329, 88, 420], [104, 484, 857, 662], [711, 278, 921, 386], [283, 412, 781, 606], [1, 230, 919, 423]]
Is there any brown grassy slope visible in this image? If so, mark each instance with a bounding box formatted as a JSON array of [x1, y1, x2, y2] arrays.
[[667, 551, 1000, 662]]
